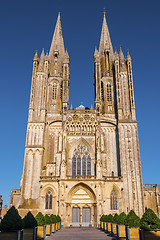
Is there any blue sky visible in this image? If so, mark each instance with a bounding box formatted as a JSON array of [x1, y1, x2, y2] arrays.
[[0, 0, 160, 206]]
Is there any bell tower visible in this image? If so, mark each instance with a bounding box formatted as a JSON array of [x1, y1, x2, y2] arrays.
[[94, 12, 115, 115], [48, 12, 70, 114], [19, 13, 70, 207]]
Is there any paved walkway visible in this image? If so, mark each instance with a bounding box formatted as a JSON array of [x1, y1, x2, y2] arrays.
[[46, 228, 114, 240]]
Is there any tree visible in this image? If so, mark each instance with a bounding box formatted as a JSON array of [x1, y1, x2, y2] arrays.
[[45, 214, 51, 224], [124, 210, 140, 227], [140, 208, 160, 230], [23, 211, 37, 228], [50, 214, 58, 223], [117, 212, 127, 225], [0, 206, 23, 232], [35, 212, 45, 226]]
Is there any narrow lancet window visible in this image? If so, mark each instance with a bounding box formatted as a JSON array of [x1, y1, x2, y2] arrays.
[[45, 191, 52, 209], [110, 190, 117, 210]]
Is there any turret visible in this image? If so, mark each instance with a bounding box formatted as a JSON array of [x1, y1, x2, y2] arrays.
[[62, 49, 70, 113], [126, 50, 136, 120]]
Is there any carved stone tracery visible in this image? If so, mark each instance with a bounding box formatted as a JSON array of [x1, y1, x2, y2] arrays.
[[65, 114, 98, 135]]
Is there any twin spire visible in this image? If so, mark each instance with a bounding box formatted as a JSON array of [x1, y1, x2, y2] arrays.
[[49, 12, 113, 60], [34, 12, 130, 63]]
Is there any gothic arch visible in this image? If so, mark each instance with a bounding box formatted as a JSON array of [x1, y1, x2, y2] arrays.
[[69, 138, 94, 159], [67, 182, 96, 203], [35, 149, 41, 155], [40, 184, 57, 197], [27, 149, 33, 155], [109, 183, 121, 198]]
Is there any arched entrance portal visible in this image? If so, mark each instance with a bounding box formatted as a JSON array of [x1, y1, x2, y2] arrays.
[[67, 183, 97, 227]]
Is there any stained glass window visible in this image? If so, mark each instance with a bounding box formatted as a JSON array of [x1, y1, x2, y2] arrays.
[[72, 144, 91, 176], [87, 156, 91, 176], [82, 155, 86, 176], [77, 155, 81, 176]]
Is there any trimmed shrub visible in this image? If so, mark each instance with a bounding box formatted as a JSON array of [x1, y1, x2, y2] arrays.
[[23, 211, 37, 228], [100, 215, 105, 222], [124, 210, 140, 227], [106, 214, 114, 223], [0, 206, 23, 232], [45, 214, 51, 224], [50, 214, 58, 223], [140, 208, 160, 230], [35, 212, 45, 226], [117, 212, 127, 225], [56, 215, 61, 222], [103, 215, 108, 222], [113, 213, 119, 223]]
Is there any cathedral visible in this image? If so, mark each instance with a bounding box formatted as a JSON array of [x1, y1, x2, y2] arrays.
[[10, 13, 144, 227]]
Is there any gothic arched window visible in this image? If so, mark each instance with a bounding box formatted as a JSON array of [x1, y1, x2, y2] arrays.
[[45, 191, 52, 209], [107, 83, 112, 103], [110, 190, 117, 210], [52, 83, 57, 100], [72, 144, 91, 176]]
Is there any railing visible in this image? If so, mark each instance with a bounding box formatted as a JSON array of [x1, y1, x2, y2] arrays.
[[67, 176, 96, 180], [40, 176, 57, 181], [68, 109, 95, 113], [40, 175, 122, 181], [144, 184, 157, 188], [104, 176, 122, 181], [11, 189, 21, 194]]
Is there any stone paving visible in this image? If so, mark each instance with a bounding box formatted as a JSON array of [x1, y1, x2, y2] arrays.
[[46, 228, 114, 240]]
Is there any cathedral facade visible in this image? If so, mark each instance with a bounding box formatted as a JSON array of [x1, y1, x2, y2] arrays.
[[10, 13, 144, 227]]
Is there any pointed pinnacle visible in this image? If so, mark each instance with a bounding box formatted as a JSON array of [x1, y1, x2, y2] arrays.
[[45, 51, 49, 61], [115, 47, 118, 55], [114, 47, 119, 60], [94, 47, 98, 56], [119, 46, 124, 60], [65, 49, 69, 59], [127, 49, 131, 60], [33, 50, 39, 61], [40, 48, 45, 58], [70, 103, 73, 110]]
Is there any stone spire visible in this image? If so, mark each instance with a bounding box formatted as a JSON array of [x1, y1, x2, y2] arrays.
[[99, 12, 113, 55], [49, 12, 65, 59]]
